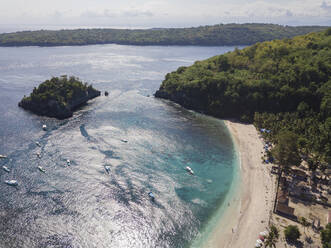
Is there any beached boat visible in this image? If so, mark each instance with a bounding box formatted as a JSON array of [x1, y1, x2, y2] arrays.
[[0, 155, 7, 159], [185, 166, 194, 175], [121, 139, 128, 143], [42, 124, 47, 130], [66, 160, 71, 166], [2, 166, 10, 173], [104, 166, 111, 174], [148, 192, 155, 201], [5, 180, 18, 186], [38, 166, 46, 173]]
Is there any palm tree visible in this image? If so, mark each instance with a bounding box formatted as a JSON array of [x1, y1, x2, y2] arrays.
[[265, 225, 279, 248], [300, 217, 310, 237]]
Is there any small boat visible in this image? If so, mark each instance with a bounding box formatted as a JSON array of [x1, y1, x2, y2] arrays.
[[104, 166, 111, 174], [36, 153, 41, 158], [38, 166, 46, 173], [121, 139, 128, 143], [42, 124, 47, 131], [2, 166, 10, 173], [35, 141, 41, 147], [5, 180, 18, 186], [148, 192, 155, 201], [0, 155, 7, 159], [185, 166, 194, 175], [66, 160, 71, 166]]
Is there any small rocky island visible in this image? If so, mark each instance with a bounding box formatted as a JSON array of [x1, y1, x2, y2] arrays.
[[19, 76, 100, 119]]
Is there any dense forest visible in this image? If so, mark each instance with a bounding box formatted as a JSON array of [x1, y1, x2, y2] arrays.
[[19, 76, 100, 119], [155, 28, 331, 165], [0, 24, 328, 47]]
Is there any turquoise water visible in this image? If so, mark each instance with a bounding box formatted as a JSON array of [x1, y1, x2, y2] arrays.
[[0, 44, 240, 248]]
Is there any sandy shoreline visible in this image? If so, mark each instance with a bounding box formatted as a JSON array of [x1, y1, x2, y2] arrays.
[[203, 120, 276, 248]]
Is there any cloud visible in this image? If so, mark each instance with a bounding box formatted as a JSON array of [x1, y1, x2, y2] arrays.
[[0, 0, 330, 28], [80, 8, 153, 19], [321, 1, 331, 10]]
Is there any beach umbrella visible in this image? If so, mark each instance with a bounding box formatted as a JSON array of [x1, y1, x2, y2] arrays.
[[258, 235, 265, 241]]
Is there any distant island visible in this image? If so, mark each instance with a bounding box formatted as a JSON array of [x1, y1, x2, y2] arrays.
[[0, 23, 328, 47], [19, 76, 100, 119], [155, 28, 331, 164]]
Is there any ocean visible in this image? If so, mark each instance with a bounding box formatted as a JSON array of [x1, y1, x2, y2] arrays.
[[0, 44, 240, 248]]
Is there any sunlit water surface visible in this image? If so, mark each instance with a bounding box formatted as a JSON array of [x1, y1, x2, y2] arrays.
[[0, 44, 240, 248]]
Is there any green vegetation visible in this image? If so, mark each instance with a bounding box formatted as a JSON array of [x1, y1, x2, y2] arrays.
[[0, 24, 327, 47], [19, 76, 100, 119], [264, 225, 279, 247], [284, 225, 301, 242], [321, 223, 331, 248], [155, 28, 331, 165], [272, 131, 301, 171]]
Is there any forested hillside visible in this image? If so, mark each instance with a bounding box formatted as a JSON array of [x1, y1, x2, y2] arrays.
[[0, 23, 327, 47], [155, 28, 331, 164]]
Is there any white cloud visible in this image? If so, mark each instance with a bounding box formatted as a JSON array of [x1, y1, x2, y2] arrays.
[[0, 0, 330, 28]]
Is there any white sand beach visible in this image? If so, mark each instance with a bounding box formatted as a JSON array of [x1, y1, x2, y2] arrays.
[[203, 120, 276, 248]]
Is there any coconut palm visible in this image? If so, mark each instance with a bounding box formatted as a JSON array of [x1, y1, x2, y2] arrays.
[[300, 217, 310, 237], [265, 225, 279, 248]]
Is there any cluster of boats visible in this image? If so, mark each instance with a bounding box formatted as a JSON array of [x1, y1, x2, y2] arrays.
[[1, 157, 18, 186], [1, 124, 66, 187], [1, 123, 196, 204]]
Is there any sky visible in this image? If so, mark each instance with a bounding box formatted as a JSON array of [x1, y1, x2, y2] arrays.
[[0, 0, 330, 31]]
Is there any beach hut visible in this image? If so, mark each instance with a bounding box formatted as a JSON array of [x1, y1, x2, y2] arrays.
[[291, 169, 307, 181]]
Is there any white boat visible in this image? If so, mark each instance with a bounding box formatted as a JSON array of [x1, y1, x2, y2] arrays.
[[38, 166, 46, 173], [104, 166, 111, 174], [0, 155, 7, 159], [148, 192, 155, 201], [185, 166, 194, 175], [2, 166, 10, 173], [121, 139, 128, 143], [5, 180, 18, 186], [42, 124, 47, 130], [35, 142, 41, 147], [66, 160, 71, 166]]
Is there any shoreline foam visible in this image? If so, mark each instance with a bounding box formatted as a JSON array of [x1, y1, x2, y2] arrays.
[[202, 120, 276, 248]]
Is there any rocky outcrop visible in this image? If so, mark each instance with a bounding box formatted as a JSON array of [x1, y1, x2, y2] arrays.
[[18, 76, 101, 119], [154, 88, 206, 113]]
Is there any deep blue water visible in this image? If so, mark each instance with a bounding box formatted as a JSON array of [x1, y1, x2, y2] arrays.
[[0, 44, 239, 248]]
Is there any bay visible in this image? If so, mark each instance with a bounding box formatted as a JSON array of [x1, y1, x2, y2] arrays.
[[0, 44, 240, 248]]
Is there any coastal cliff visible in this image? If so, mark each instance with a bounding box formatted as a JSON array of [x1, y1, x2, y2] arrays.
[[155, 28, 331, 164], [19, 76, 100, 119]]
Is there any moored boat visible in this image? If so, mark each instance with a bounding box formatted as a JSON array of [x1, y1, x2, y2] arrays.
[[104, 166, 111, 174], [38, 166, 46, 173], [0, 155, 7, 159], [148, 192, 155, 201], [185, 166, 194, 175], [5, 180, 18, 186], [2, 166, 10, 173]]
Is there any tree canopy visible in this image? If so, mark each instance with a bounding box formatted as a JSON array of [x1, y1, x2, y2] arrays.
[[284, 225, 301, 242], [155, 28, 331, 165], [18, 76, 100, 119], [321, 223, 331, 248]]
